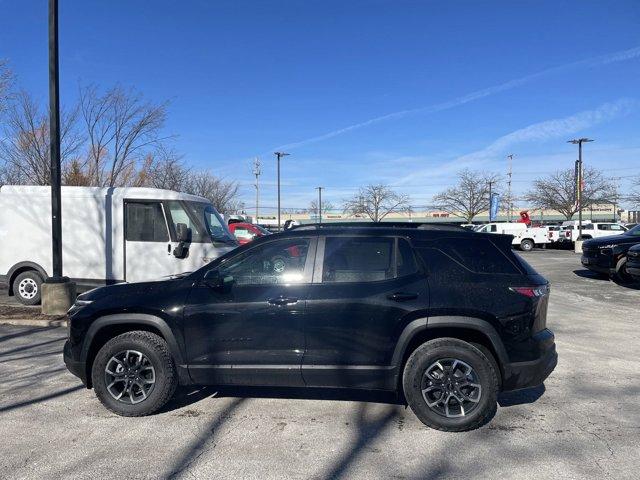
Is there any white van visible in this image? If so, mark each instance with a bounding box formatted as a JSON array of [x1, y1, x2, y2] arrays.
[[474, 222, 550, 251], [561, 221, 627, 242], [0, 186, 238, 304]]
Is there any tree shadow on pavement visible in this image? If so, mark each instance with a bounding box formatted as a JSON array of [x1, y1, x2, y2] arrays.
[[165, 397, 247, 479]]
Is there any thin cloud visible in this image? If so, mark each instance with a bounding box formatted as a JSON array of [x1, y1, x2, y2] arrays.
[[273, 45, 640, 151]]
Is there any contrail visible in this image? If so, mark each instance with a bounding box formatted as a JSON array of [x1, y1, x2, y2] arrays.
[[273, 45, 640, 151]]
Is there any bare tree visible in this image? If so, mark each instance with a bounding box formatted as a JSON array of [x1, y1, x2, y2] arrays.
[[184, 170, 243, 214], [343, 184, 411, 222], [432, 169, 501, 223], [308, 199, 335, 216], [79, 84, 168, 187], [628, 178, 640, 208], [0, 91, 84, 185], [524, 167, 616, 220], [0, 59, 13, 114], [146, 147, 190, 190]]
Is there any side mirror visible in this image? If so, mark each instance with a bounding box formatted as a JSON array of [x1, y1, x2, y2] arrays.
[[173, 223, 192, 259], [176, 223, 191, 243], [203, 269, 234, 291]]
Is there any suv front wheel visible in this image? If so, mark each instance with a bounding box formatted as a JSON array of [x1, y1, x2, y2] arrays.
[[92, 331, 178, 416], [402, 338, 499, 432]]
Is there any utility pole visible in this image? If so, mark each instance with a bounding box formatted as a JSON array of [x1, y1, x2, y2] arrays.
[[42, 0, 75, 314], [315, 186, 323, 223], [253, 157, 261, 223], [568, 138, 593, 241], [488, 180, 495, 222], [507, 154, 514, 222], [274, 152, 290, 231]]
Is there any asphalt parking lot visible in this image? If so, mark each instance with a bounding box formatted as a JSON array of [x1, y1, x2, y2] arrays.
[[1, 249, 638, 479]]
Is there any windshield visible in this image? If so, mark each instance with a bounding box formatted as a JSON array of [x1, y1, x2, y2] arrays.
[[624, 225, 640, 236], [254, 224, 271, 235]]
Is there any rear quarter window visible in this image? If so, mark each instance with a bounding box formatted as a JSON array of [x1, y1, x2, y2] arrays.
[[421, 237, 521, 275]]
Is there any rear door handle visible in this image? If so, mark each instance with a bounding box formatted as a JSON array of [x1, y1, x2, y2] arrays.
[[268, 296, 298, 306], [387, 292, 418, 301]]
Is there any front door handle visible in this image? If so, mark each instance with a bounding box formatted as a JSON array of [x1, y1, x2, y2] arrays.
[[387, 292, 418, 301], [268, 296, 298, 306]]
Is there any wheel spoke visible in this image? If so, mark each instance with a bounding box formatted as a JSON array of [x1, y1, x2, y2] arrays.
[[104, 349, 156, 405]]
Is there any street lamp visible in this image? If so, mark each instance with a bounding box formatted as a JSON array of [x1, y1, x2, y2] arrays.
[[567, 138, 594, 241], [274, 152, 290, 231]]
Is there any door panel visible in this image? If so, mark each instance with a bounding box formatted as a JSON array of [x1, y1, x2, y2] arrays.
[[124, 200, 176, 283], [184, 237, 316, 387], [302, 236, 429, 389]]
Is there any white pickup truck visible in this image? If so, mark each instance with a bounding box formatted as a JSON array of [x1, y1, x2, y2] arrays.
[[474, 222, 549, 251], [561, 221, 627, 242]]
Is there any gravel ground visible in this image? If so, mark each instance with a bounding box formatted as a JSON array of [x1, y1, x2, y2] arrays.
[[0, 250, 638, 479]]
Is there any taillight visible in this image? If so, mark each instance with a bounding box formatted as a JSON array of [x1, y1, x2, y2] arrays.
[[510, 285, 550, 298]]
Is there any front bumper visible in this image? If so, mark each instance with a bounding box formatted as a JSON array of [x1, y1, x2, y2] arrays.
[[63, 340, 88, 386], [627, 265, 640, 279], [581, 254, 612, 274], [502, 329, 558, 391]]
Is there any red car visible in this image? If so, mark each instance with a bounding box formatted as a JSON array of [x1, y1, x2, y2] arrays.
[[228, 222, 271, 245]]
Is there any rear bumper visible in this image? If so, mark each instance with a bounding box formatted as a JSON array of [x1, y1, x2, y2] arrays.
[[502, 329, 557, 391], [63, 340, 88, 386]]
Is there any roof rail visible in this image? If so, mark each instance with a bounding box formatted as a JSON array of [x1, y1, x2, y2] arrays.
[[289, 222, 467, 232]]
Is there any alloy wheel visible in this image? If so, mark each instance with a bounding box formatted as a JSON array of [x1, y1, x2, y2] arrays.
[[421, 358, 482, 418], [104, 350, 156, 404]]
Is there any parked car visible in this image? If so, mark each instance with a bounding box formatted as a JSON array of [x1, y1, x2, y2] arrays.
[[474, 222, 549, 251], [625, 243, 640, 283], [0, 186, 238, 305], [581, 225, 640, 282], [228, 222, 271, 244], [64, 222, 557, 432]]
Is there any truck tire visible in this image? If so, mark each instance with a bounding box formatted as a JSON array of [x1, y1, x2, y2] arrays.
[[402, 338, 498, 432], [520, 239, 534, 252], [12, 270, 43, 305], [92, 331, 178, 417], [614, 257, 633, 284]]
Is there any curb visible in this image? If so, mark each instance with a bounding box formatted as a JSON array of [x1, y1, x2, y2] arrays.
[[0, 318, 67, 328]]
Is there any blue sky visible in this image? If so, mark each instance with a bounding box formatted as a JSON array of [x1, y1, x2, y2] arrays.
[[2, 0, 640, 212]]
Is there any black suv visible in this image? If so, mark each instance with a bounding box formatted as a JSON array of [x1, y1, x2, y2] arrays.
[[581, 225, 640, 282], [626, 243, 640, 283], [64, 223, 557, 432]]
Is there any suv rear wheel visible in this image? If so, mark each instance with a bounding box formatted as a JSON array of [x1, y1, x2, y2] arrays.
[[91, 331, 178, 416], [402, 338, 498, 432]]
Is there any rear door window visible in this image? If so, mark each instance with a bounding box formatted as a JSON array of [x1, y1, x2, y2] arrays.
[[397, 238, 419, 277], [322, 237, 394, 283]]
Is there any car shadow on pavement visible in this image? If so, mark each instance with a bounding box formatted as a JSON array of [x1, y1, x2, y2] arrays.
[[572, 269, 609, 280], [498, 384, 546, 407]]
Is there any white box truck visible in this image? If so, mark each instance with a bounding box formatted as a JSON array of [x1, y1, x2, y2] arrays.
[[0, 186, 238, 305], [474, 222, 550, 251]]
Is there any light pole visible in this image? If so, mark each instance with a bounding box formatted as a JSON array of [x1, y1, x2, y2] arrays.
[[315, 186, 323, 223], [568, 138, 594, 240], [274, 152, 289, 231], [488, 180, 495, 222], [42, 0, 75, 314]]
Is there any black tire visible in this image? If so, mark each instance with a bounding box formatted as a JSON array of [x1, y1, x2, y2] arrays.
[[402, 338, 499, 432], [520, 239, 534, 252], [92, 331, 178, 416], [12, 270, 43, 305], [614, 257, 633, 284]]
